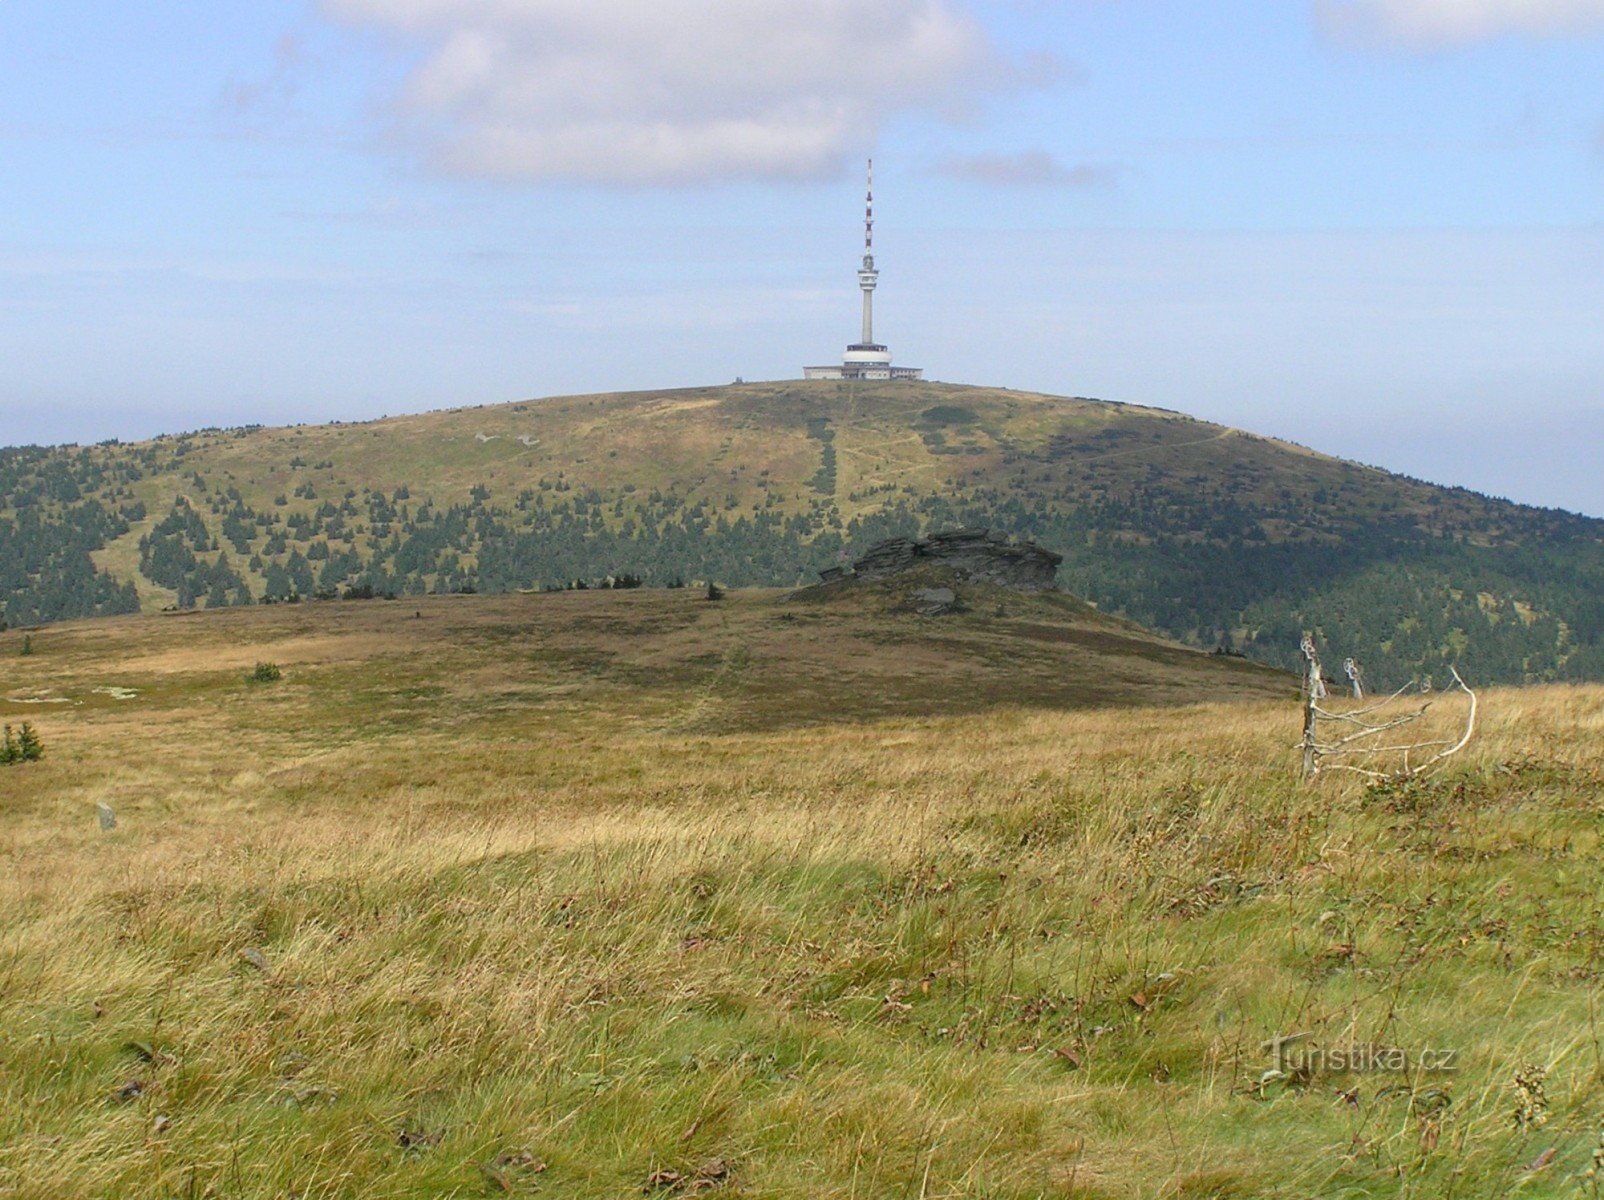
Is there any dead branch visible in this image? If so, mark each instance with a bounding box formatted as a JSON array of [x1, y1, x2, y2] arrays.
[[1297, 635, 1477, 782]]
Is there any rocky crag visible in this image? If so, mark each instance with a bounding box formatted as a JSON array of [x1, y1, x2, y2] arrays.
[[819, 528, 1062, 592]]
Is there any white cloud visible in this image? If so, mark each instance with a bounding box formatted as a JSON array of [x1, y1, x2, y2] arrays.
[[938, 150, 1122, 187], [1317, 0, 1604, 46], [323, 0, 1036, 185]]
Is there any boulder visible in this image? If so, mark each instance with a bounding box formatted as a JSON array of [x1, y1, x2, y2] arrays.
[[851, 537, 921, 578], [906, 587, 959, 616], [845, 528, 1061, 591]]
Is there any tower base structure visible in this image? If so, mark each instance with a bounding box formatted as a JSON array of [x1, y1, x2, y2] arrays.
[[804, 345, 924, 382]]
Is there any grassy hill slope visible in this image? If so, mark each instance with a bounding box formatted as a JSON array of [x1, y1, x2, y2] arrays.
[[1, 595, 1600, 1197], [0, 577, 1290, 738], [5, 379, 1604, 684]]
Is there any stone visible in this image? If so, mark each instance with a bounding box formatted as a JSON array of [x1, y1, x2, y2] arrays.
[[96, 803, 117, 831], [851, 537, 921, 578], [842, 528, 1062, 591], [907, 587, 958, 616]]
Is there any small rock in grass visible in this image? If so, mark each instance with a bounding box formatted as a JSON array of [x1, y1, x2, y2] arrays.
[[96, 803, 117, 831], [240, 947, 269, 972], [906, 587, 958, 616]]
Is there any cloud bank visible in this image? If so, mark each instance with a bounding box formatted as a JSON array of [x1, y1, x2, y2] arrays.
[[938, 150, 1120, 187], [324, 0, 1034, 185], [1318, 0, 1604, 46]]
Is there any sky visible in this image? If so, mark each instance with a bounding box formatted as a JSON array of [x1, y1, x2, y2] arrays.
[[2, 0, 1603, 514]]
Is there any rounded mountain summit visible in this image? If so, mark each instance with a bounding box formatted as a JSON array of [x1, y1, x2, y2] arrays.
[[9, 379, 1604, 685]]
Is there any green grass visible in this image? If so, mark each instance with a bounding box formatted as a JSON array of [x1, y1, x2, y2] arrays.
[[0, 593, 1600, 1197]]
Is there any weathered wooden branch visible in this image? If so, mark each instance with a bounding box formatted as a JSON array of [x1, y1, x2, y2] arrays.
[[1297, 637, 1477, 782]]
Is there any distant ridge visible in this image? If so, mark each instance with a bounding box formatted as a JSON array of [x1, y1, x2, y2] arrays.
[[3, 379, 1602, 684]]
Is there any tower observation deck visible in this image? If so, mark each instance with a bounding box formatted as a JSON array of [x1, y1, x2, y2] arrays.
[[804, 160, 923, 382]]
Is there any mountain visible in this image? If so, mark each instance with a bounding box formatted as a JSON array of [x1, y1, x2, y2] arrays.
[[4, 379, 1602, 685]]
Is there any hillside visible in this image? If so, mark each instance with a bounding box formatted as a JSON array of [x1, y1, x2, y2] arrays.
[[4, 379, 1603, 684], [2, 595, 1600, 1197], [0, 578, 1291, 736]]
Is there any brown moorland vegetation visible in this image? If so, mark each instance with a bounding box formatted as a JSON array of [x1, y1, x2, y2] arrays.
[[1, 588, 1600, 1198]]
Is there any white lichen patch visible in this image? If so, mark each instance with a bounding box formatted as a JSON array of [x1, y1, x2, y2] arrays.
[[92, 686, 140, 701]]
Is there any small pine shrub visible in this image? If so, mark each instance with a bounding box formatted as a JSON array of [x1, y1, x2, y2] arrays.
[[17, 723, 42, 762], [247, 662, 283, 684], [2, 723, 42, 765], [20, 635, 33, 656], [705, 581, 724, 602]]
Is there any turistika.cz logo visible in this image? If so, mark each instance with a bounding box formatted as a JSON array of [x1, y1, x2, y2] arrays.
[[1262, 1033, 1459, 1076]]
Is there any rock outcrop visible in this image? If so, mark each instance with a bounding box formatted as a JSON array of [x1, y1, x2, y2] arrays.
[[830, 528, 1062, 591], [904, 587, 960, 616]]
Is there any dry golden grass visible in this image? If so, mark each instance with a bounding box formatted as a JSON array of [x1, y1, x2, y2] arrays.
[[0, 593, 1600, 1198]]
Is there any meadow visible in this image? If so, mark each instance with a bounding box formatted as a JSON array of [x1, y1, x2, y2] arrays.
[[1, 588, 1600, 1198]]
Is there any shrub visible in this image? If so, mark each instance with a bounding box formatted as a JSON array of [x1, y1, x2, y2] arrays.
[[247, 662, 283, 683], [1, 723, 42, 765]]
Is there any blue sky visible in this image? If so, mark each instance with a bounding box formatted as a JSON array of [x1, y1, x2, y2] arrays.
[[3, 1, 1603, 514]]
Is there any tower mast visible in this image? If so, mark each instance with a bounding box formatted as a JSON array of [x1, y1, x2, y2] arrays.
[[801, 156, 920, 381], [858, 158, 878, 347]]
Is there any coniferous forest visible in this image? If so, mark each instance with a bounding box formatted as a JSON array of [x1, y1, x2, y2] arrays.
[[4, 381, 1602, 687]]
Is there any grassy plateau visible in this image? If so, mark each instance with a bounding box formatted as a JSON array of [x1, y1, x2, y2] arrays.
[[1, 584, 1601, 1198]]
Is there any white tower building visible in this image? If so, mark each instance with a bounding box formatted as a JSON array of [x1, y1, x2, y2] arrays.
[[804, 160, 923, 381]]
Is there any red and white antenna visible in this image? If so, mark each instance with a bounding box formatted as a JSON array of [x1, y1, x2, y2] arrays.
[[865, 158, 874, 255], [857, 158, 879, 345]]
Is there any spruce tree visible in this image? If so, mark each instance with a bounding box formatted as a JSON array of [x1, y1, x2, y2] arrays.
[[0, 725, 16, 765], [17, 723, 42, 762]]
